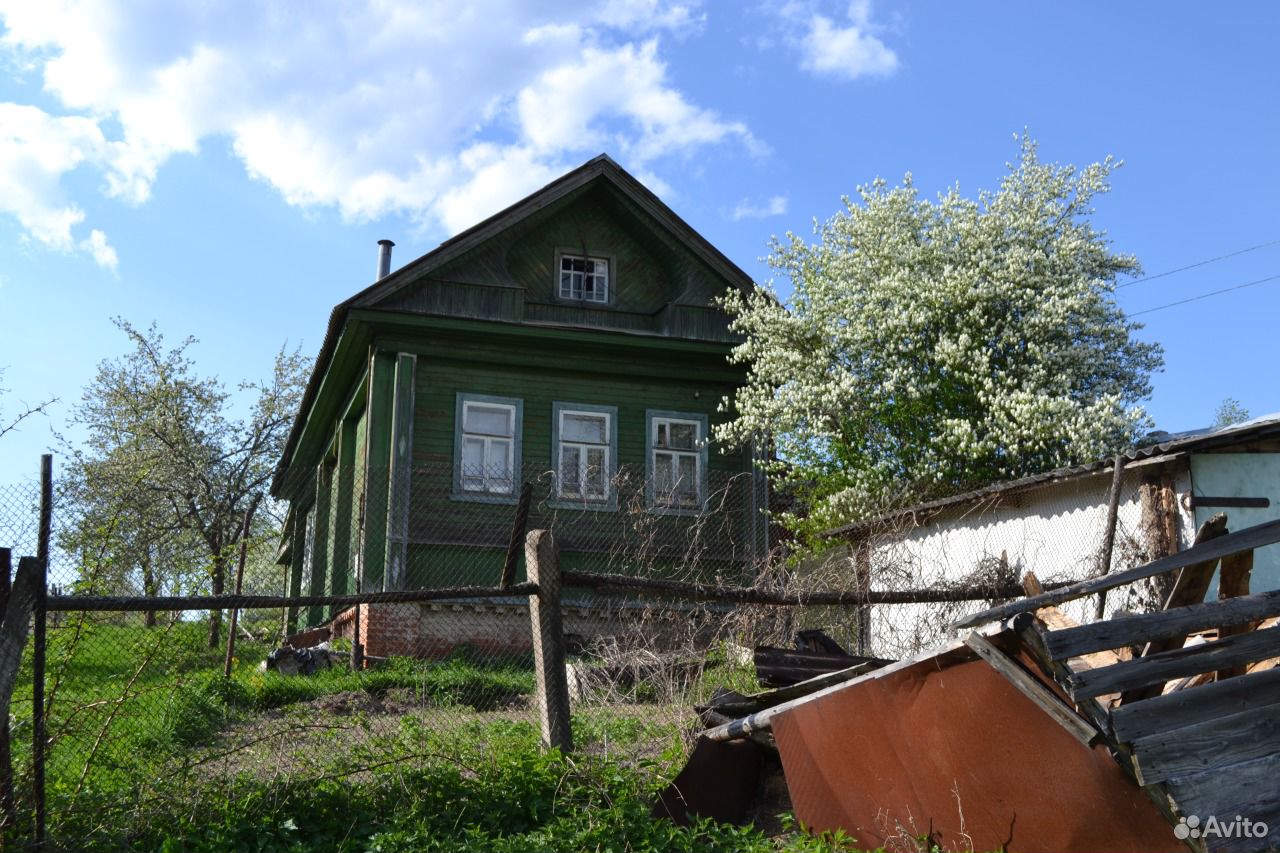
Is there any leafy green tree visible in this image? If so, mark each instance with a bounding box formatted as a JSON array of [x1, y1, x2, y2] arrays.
[[1213, 397, 1250, 429], [60, 319, 309, 642], [718, 136, 1163, 539]]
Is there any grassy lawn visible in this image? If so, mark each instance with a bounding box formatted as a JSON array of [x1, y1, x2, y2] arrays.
[[4, 618, 877, 852]]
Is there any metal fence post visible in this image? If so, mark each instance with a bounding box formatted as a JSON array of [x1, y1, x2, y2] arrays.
[[525, 529, 572, 752]]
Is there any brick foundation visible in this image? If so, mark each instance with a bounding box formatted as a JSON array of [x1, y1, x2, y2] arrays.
[[327, 599, 714, 660]]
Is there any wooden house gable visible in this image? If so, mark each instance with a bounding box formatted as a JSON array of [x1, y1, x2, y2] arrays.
[[360, 157, 751, 342]]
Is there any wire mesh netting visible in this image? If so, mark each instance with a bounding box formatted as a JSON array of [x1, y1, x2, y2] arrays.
[[0, 458, 1189, 850]]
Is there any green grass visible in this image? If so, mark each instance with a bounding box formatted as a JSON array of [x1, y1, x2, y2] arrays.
[[5, 619, 895, 852]]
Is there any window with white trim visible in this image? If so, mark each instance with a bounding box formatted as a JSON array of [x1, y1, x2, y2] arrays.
[[650, 414, 704, 509], [459, 397, 517, 495], [559, 254, 609, 303], [556, 408, 612, 502]]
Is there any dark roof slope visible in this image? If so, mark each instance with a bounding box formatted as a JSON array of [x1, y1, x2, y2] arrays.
[[822, 412, 1280, 542]]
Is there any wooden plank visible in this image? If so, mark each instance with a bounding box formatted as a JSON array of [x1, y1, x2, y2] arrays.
[[1094, 455, 1127, 620], [1165, 752, 1280, 853], [954, 515, 1280, 630], [1008, 612, 1115, 736], [1113, 665, 1280, 743], [964, 632, 1100, 747], [1217, 550, 1256, 680], [1130, 702, 1280, 785], [1046, 589, 1280, 660], [47, 583, 540, 612], [0, 557, 37, 730], [559, 568, 1035, 607], [499, 481, 533, 589], [1114, 513, 1227, 706], [1071, 626, 1280, 700]]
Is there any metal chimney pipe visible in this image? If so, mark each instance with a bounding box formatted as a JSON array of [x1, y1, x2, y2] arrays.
[[376, 239, 395, 280]]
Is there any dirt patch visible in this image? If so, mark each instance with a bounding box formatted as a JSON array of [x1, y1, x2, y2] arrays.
[[173, 688, 536, 784]]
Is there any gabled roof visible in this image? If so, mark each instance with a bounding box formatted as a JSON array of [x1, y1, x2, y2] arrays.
[[275, 154, 756, 481], [350, 154, 755, 309], [821, 412, 1280, 543]]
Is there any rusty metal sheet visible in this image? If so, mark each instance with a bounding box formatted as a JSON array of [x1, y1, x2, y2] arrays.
[[772, 654, 1182, 852]]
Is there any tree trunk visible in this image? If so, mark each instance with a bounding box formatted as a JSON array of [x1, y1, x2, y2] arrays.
[[208, 549, 225, 648], [141, 551, 158, 629]]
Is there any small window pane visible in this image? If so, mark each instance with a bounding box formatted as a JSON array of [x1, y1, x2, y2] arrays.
[[563, 413, 607, 444], [668, 422, 698, 450], [486, 438, 512, 479], [560, 445, 581, 493], [465, 404, 512, 437], [585, 447, 606, 496], [559, 254, 608, 302], [656, 423, 668, 447], [461, 437, 485, 490], [654, 451, 674, 494], [676, 454, 698, 503]]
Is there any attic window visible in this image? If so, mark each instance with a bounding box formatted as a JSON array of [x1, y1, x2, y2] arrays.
[[559, 254, 609, 303]]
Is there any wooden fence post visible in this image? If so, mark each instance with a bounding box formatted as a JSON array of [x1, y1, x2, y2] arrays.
[[1094, 454, 1127, 620], [525, 529, 572, 752], [224, 496, 261, 678], [34, 453, 52, 850]]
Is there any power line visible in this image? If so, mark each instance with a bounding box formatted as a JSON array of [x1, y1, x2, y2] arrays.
[[1128, 273, 1280, 317], [1118, 238, 1280, 288]]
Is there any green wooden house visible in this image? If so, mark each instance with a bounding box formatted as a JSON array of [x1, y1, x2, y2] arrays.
[[272, 155, 766, 656]]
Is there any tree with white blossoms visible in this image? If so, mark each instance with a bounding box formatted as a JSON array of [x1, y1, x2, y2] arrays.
[[718, 136, 1163, 540]]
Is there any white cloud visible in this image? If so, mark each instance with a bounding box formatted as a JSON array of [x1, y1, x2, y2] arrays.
[[80, 228, 118, 272], [731, 195, 788, 220], [517, 40, 755, 164], [0, 0, 750, 264], [595, 0, 705, 36], [770, 0, 898, 81], [0, 102, 117, 267]]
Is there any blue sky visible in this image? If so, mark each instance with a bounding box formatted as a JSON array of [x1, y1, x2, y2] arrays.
[[1, 1, 1277, 487]]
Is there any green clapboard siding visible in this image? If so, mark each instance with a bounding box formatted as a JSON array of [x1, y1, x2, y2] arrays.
[[280, 165, 762, 616]]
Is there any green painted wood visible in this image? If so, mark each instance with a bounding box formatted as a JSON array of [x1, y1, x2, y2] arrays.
[[307, 468, 332, 627], [278, 179, 762, 593], [281, 323, 374, 492], [411, 360, 741, 472], [326, 415, 358, 613], [356, 308, 743, 358], [385, 353, 416, 590], [360, 350, 396, 592], [286, 503, 308, 634]]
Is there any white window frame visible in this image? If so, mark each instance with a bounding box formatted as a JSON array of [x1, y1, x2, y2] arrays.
[[646, 410, 708, 513], [558, 252, 610, 303], [552, 403, 617, 509], [453, 393, 522, 502]]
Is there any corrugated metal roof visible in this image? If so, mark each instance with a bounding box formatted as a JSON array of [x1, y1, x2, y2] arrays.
[[821, 412, 1280, 541]]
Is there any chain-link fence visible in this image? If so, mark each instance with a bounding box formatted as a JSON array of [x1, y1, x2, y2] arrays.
[[826, 464, 1194, 658], [0, 455, 1173, 851]]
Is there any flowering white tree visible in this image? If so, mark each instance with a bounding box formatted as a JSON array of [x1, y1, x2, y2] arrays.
[[719, 137, 1163, 538]]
